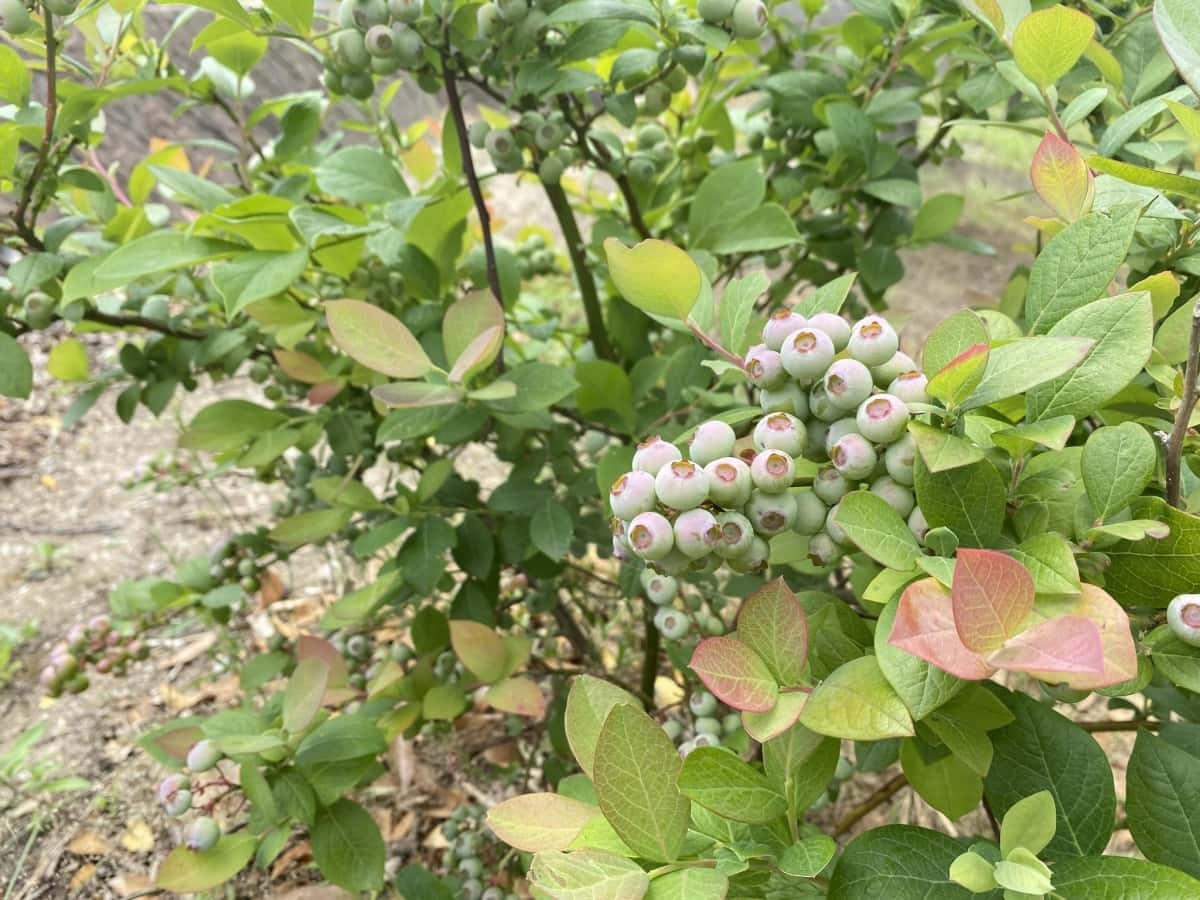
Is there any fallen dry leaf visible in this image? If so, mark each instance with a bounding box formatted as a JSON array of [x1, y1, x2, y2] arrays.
[[67, 830, 111, 855], [271, 839, 311, 879], [270, 886, 354, 900], [119, 819, 155, 853], [109, 871, 153, 895], [390, 736, 416, 794], [159, 632, 218, 669], [69, 863, 96, 890], [259, 568, 286, 607]]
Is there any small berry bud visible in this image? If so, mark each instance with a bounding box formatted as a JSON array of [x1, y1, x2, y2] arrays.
[[662, 719, 683, 741], [1168, 594, 1200, 648], [633, 435, 683, 475], [793, 490, 827, 535], [628, 512, 675, 561], [186, 739, 223, 773], [889, 370, 929, 406], [884, 433, 916, 486], [692, 731, 721, 749], [640, 570, 679, 605], [750, 449, 795, 494], [808, 532, 840, 566], [824, 418, 862, 456], [807, 312, 851, 350], [730, 0, 767, 39], [808, 382, 842, 423], [689, 420, 737, 467], [164, 788, 193, 817], [695, 715, 722, 736], [713, 511, 754, 558], [656, 459, 710, 510], [704, 457, 753, 508], [745, 344, 787, 390], [831, 434, 878, 481], [727, 536, 770, 573], [185, 816, 221, 852], [654, 607, 691, 639], [753, 412, 806, 457], [908, 506, 930, 542], [759, 382, 810, 418], [824, 359, 874, 411], [870, 476, 915, 518], [872, 351, 917, 388], [856, 393, 910, 444], [610, 470, 657, 520], [762, 309, 806, 351], [690, 690, 718, 716], [781, 327, 835, 383], [813, 466, 850, 504], [674, 508, 721, 559], [745, 489, 798, 536], [848, 315, 899, 367], [158, 774, 191, 805], [653, 548, 693, 575]]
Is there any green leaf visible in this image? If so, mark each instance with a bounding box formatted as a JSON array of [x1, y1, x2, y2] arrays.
[[949, 851, 998, 893], [90, 233, 244, 292], [179, 400, 287, 453], [984, 689, 1114, 858], [736, 578, 808, 686], [1105, 498, 1200, 607], [994, 847, 1054, 894], [1000, 789, 1057, 857], [875, 599, 965, 720], [423, 683, 467, 720], [912, 193, 964, 243], [908, 421, 985, 473], [834, 491, 922, 571], [1081, 423, 1157, 522], [325, 299, 433, 379], [314, 147, 409, 203], [830, 825, 976, 898], [646, 867, 728, 899], [576, 360, 634, 432], [490, 362, 579, 413], [443, 291, 505, 371], [801, 656, 914, 741], [796, 272, 857, 317], [486, 793, 598, 852], [282, 657, 329, 734], [689, 159, 765, 249], [264, 0, 311, 34], [311, 799, 385, 891], [0, 333, 32, 399], [1025, 206, 1140, 333], [913, 457, 1007, 548], [564, 675, 642, 779], [991, 415, 1076, 457], [156, 834, 257, 892], [1156, 299, 1198, 365], [528, 849, 651, 898], [0, 44, 31, 105], [593, 703, 690, 862], [1052, 855, 1200, 898], [1155, 0, 1200, 98], [720, 272, 768, 357], [531, 497, 573, 560], [46, 338, 88, 382], [1127, 731, 1200, 878], [778, 835, 836, 877], [1089, 156, 1200, 202], [604, 238, 701, 321], [710, 204, 801, 254], [214, 249, 309, 318], [268, 508, 351, 550], [962, 336, 1094, 410], [900, 739, 983, 820], [295, 714, 385, 767], [677, 746, 786, 825], [923, 309, 989, 377], [1010, 533, 1081, 597], [764, 726, 839, 816], [927, 343, 989, 409], [1012, 6, 1096, 89]]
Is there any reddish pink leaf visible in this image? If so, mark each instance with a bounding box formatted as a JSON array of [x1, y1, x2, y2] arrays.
[[486, 676, 546, 718], [736, 578, 808, 685], [952, 549, 1035, 653], [307, 380, 343, 405], [296, 634, 349, 687], [987, 615, 1105, 675], [152, 724, 205, 763], [689, 637, 779, 712], [274, 349, 331, 384], [1020, 585, 1138, 689], [927, 343, 989, 407], [890, 579, 995, 680], [1030, 131, 1094, 222]]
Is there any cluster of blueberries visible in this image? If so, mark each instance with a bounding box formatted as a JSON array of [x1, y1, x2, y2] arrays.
[[156, 740, 227, 852], [39, 615, 148, 698]]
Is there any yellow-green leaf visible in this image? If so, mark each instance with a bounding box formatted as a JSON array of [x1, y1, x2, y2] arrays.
[[47, 338, 89, 382], [604, 238, 701, 321], [1013, 6, 1095, 89]]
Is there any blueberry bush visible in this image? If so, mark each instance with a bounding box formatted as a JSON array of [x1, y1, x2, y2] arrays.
[[4, 0, 1200, 895]]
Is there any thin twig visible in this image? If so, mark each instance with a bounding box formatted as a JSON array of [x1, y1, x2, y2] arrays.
[[542, 181, 616, 360], [1040, 88, 1071, 142], [1166, 298, 1200, 508], [833, 772, 907, 836], [82, 309, 207, 341], [11, 15, 58, 250], [640, 599, 660, 710], [1077, 719, 1164, 733], [864, 24, 908, 102]]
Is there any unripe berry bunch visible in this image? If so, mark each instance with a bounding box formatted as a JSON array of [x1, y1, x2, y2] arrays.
[[39, 614, 148, 698], [641, 569, 727, 641], [659, 689, 747, 758], [156, 739, 231, 852], [442, 802, 520, 899]]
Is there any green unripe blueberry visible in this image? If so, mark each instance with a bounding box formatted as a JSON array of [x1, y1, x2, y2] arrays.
[[534, 122, 562, 152], [655, 548, 693, 575], [751, 449, 795, 494], [908, 506, 929, 542], [538, 155, 565, 184], [674, 508, 720, 558], [637, 123, 668, 149], [496, 0, 527, 21], [240, 575, 260, 593], [824, 418, 861, 456], [825, 503, 849, 545], [889, 370, 929, 406], [731, 0, 767, 38], [870, 476, 915, 518], [693, 732, 722, 751], [158, 774, 191, 805], [389, 0, 420, 22], [675, 44, 708, 75], [721, 712, 742, 735], [641, 570, 678, 605], [746, 489, 798, 536], [696, 134, 715, 153], [44, 0, 79, 15], [713, 511, 754, 558], [628, 511, 675, 561], [695, 716, 722, 736], [871, 351, 916, 388], [185, 816, 221, 852], [793, 489, 828, 535], [164, 789, 193, 817], [354, 0, 389, 26], [781, 327, 835, 383], [856, 393, 910, 444], [0, 0, 34, 34], [689, 690, 718, 719], [610, 470, 657, 520], [824, 359, 874, 411], [642, 82, 672, 115], [344, 72, 375, 99], [808, 382, 842, 423], [662, 719, 683, 741], [656, 459, 710, 510], [654, 607, 691, 640], [390, 641, 414, 663], [664, 66, 688, 92], [346, 634, 370, 659], [808, 312, 851, 350], [459, 858, 485, 878], [468, 120, 491, 149], [808, 532, 839, 567], [334, 29, 371, 68], [728, 536, 770, 573], [391, 24, 424, 66], [628, 155, 657, 184], [1168, 594, 1200, 647], [705, 457, 753, 509], [23, 292, 54, 329], [476, 2, 501, 37], [633, 435, 683, 475], [485, 127, 516, 159], [760, 382, 810, 419], [186, 739, 223, 773], [767, 119, 788, 142], [745, 344, 787, 390], [698, 0, 736, 23], [762, 309, 807, 351], [831, 433, 878, 481], [689, 420, 737, 467], [364, 24, 394, 56], [753, 412, 806, 457], [884, 433, 916, 486], [848, 315, 900, 367]]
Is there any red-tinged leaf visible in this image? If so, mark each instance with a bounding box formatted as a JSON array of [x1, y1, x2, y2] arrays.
[[486, 793, 597, 852], [689, 637, 779, 712], [450, 620, 509, 684], [1031, 132, 1094, 222], [325, 299, 433, 378], [307, 381, 343, 405], [371, 382, 462, 408], [151, 723, 205, 763], [890, 579, 995, 680], [1021, 584, 1138, 690], [443, 291, 504, 368], [273, 349, 331, 384], [296, 634, 349, 688], [952, 549, 1035, 653], [736, 578, 808, 685], [448, 325, 503, 384], [987, 615, 1105, 675], [486, 676, 546, 718], [927, 343, 990, 408]]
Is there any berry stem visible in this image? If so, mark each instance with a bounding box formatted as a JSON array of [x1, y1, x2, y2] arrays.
[[686, 318, 744, 369], [640, 599, 660, 711], [1165, 297, 1200, 509], [10, 12, 57, 251]]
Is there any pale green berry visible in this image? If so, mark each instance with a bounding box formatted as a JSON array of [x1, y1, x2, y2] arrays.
[[698, 0, 736, 23], [0, 0, 34, 34], [705, 457, 753, 508], [496, 0, 527, 20], [720, 713, 741, 735], [745, 344, 787, 390], [654, 548, 693, 576], [628, 155, 657, 183], [662, 719, 683, 741], [713, 511, 754, 558], [633, 435, 683, 475], [656, 459, 709, 510], [831, 434, 878, 481], [364, 24, 394, 57], [689, 420, 737, 467], [700, 614, 725, 636], [695, 716, 722, 736], [389, 0, 420, 22], [628, 512, 675, 561], [350, 0, 388, 27], [872, 351, 916, 387], [762, 309, 807, 351], [868, 465, 913, 512], [750, 449, 795, 494], [889, 370, 929, 406], [746, 489, 798, 536], [674, 508, 720, 559], [806, 420, 829, 458], [655, 607, 691, 639], [641, 570, 678, 605], [884, 433, 916, 486], [908, 506, 929, 542], [848, 315, 899, 367], [730, 0, 767, 39], [808, 532, 839, 566], [856, 393, 910, 444], [824, 418, 861, 456], [807, 312, 851, 350], [692, 732, 721, 749], [186, 739, 222, 773], [1167, 594, 1200, 648], [753, 412, 806, 457], [760, 382, 809, 418], [610, 470, 657, 520], [690, 690, 718, 716], [485, 127, 517, 159], [826, 502, 850, 545], [793, 489, 827, 535], [824, 359, 874, 411], [678, 738, 697, 756], [534, 122, 563, 152], [781, 327, 835, 383], [476, 2, 501, 37], [334, 29, 371, 69], [809, 382, 843, 422], [636, 123, 668, 149], [185, 816, 221, 851], [728, 536, 770, 573], [164, 789, 193, 817], [538, 155, 564, 185], [642, 82, 672, 115], [813, 466, 850, 504]]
